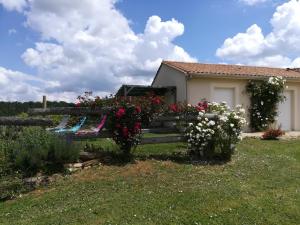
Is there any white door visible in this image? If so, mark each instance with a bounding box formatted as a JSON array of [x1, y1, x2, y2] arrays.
[[278, 91, 292, 131], [213, 88, 235, 108]]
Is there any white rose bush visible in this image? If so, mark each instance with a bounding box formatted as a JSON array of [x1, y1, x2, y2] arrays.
[[185, 102, 246, 160], [246, 76, 285, 131]]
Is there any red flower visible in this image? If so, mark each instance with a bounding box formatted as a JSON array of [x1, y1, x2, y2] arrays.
[[122, 127, 129, 138], [151, 96, 161, 105], [75, 102, 81, 107], [202, 101, 208, 109], [115, 123, 121, 129], [135, 106, 141, 114], [116, 107, 126, 118], [133, 122, 141, 132], [169, 103, 179, 113]]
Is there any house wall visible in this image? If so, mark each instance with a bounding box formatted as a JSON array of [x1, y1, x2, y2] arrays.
[[152, 64, 187, 103], [187, 77, 251, 131], [187, 77, 249, 107], [187, 77, 300, 131], [152, 66, 300, 131], [285, 83, 300, 130]]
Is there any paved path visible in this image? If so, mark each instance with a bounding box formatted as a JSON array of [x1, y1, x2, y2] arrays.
[[242, 131, 300, 139]]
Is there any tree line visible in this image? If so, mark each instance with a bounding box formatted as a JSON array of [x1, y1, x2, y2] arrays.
[[0, 101, 74, 116]]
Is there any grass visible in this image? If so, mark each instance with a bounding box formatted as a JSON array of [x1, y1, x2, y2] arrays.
[[0, 138, 300, 225]]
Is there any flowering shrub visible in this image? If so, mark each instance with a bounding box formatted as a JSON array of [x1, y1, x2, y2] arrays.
[[106, 104, 142, 154], [131, 93, 164, 126], [262, 127, 285, 140], [185, 102, 246, 160], [246, 76, 286, 131], [167, 101, 209, 115], [78, 92, 164, 126], [76, 92, 115, 109]]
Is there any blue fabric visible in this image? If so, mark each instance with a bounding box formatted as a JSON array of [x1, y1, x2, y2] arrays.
[[46, 115, 70, 131], [55, 117, 86, 133]]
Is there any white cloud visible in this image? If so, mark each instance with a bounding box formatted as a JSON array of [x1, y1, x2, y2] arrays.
[[291, 57, 300, 67], [0, 66, 93, 102], [217, 0, 300, 68], [0, 66, 44, 101], [239, 0, 268, 6], [0, 0, 27, 12], [216, 24, 265, 60], [0, 0, 196, 101]]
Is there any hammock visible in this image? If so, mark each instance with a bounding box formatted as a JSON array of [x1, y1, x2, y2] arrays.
[[55, 117, 87, 133], [75, 115, 107, 136], [46, 115, 70, 131]]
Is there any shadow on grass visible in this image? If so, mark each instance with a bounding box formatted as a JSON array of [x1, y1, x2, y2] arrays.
[[82, 149, 230, 166]]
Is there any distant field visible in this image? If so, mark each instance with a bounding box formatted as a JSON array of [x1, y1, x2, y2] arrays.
[[0, 138, 300, 225]]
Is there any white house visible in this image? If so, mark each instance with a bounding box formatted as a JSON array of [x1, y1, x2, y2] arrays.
[[151, 61, 300, 131]]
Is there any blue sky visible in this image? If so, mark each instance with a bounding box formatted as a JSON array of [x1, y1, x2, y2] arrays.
[[0, 0, 299, 101], [117, 0, 277, 61]]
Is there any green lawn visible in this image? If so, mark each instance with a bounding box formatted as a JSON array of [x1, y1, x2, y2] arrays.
[[0, 138, 300, 225]]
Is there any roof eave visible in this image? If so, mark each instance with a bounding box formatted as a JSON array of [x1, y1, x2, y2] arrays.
[[188, 73, 300, 81]]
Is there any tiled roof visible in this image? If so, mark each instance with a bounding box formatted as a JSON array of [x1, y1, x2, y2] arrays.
[[162, 61, 300, 79]]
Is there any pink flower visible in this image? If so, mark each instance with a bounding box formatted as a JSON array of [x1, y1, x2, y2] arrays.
[[202, 101, 208, 109], [196, 106, 205, 111], [116, 107, 126, 118], [197, 101, 208, 111]]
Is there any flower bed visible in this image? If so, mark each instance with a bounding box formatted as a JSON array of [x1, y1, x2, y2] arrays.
[[77, 92, 246, 159]]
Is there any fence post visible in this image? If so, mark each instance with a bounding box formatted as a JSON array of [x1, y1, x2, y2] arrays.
[[43, 95, 47, 109]]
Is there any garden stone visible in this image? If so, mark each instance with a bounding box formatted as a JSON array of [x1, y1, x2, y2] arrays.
[[73, 163, 83, 168]]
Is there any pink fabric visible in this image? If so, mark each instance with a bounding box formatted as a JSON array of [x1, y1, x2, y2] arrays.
[[96, 115, 107, 131], [75, 115, 107, 136]]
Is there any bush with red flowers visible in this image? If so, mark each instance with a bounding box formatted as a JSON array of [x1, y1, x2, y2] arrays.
[[77, 92, 115, 109], [262, 128, 285, 140], [167, 100, 209, 116], [132, 93, 164, 126], [106, 104, 142, 154]]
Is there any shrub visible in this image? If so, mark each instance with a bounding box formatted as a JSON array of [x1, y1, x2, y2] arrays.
[[0, 140, 30, 201], [4, 127, 80, 176], [77, 92, 164, 126], [0, 168, 28, 201], [262, 128, 285, 140], [167, 101, 209, 115], [185, 102, 246, 160], [106, 104, 142, 155], [246, 76, 286, 131]]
